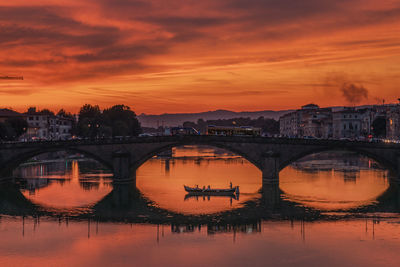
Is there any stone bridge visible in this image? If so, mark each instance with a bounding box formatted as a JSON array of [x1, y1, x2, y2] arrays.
[[1, 136, 400, 186]]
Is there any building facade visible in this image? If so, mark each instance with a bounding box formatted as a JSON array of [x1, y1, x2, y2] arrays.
[[387, 105, 400, 140], [279, 104, 332, 138], [332, 109, 363, 139], [279, 104, 393, 139], [24, 108, 74, 140]]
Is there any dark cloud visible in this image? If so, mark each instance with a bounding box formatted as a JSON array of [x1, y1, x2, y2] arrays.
[[0, 24, 120, 49], [0, 88, 36, 95], [71, 44, 167, 63], [143, 16, 228, 29], [340, 83, 368, 104]]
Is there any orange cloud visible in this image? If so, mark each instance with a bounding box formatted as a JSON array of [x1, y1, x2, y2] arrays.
[[0, 0, 399, 113]]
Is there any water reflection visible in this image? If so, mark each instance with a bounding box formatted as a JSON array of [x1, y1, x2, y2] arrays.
[[2, 215, 400, 267], [137, 146, 261, 214], [280, 151, 389, 210], [2, 147, 400, 266], [14, 157, 113, 209], [139, 147, 390, 213], [8, 147, 393, 215]]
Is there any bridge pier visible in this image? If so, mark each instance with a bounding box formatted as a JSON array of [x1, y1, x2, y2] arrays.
[[397, 153, 400, 182], [261, 151, 280, 186], [112, 151, 135, 184], [261, 183, 281, 210]]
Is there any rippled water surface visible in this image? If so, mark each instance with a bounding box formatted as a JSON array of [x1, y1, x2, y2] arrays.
[[1, 146, 399, 267]]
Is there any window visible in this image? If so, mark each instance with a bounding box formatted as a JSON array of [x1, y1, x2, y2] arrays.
[[343, 123, 346, 130]]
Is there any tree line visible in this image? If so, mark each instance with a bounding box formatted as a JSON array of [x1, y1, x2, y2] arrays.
[[0, 104, 142, 141], [182, 117, 280, 135], [77, 104, 141, 138], [0, 117, 28, 141]]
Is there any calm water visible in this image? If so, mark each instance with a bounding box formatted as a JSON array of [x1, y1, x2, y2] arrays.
[[1, 146, 400, 266]]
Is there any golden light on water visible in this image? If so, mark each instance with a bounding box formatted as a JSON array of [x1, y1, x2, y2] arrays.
[[17, 148, 390, 213], [280, 167, 389, 210]]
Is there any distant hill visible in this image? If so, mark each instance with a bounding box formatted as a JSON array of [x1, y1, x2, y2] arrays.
[[138, 109, 293, 128]]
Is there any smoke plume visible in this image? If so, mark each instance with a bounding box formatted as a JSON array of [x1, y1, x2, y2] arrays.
[[340, 83, 368, 104]]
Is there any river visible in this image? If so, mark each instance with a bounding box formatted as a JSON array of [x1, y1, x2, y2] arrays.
[[1, 146, 399, 266]]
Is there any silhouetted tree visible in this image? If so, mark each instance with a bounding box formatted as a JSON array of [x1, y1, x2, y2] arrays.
[[57, 109, 74, 119], [0, 117, 27, 141], [102, 105, 141, 137], [5, 117, 28, 138], [77, 104, 102, 138]]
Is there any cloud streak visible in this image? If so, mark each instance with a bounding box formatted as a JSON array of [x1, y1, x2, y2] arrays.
[[0, 0, 399, 112]]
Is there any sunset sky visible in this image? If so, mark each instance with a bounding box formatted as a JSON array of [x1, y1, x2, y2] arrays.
[[1, 0, 400, 114]]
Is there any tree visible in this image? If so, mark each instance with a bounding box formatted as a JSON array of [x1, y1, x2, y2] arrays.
[[0, 122, 14, 141], [57, 109, 74, 119], [6, 117, 28, 138], [0, 117, 27, 141], [102, 105, 141, 137], [77, 104, 102, 138]]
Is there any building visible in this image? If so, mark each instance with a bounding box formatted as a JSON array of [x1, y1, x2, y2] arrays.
[[332, 108, 363, 139], [207, 126, 261, 136], [279, 111, 299, 138], [302, 108, 332, 139], [57, 116, 74, 140], [279, 104, 332, 138], [386, 105, 400, 140], [24, 107, 73, 140]]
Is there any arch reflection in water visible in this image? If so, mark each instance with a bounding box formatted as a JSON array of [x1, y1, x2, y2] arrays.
[[14, 151, 113, 209], [136, 145, 261, 215], [280, 151, 389, 210]]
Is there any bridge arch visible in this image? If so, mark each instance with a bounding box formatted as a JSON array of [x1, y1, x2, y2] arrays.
[[279, 145, 397, 173], [1, 146, 113, 177], [131, 141, 263, 172]]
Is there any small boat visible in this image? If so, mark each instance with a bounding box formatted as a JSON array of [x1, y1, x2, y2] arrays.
[[184, 184, 240, 196]]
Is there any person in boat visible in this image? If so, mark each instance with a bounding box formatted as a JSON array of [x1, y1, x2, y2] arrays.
[[203, 186, 205, 191], [207, 185, 210, 190], [230, 182, 232, 189]]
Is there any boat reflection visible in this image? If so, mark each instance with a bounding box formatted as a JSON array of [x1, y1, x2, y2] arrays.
[[184, 193, 239, 201], [170, 222, 261, 235]]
